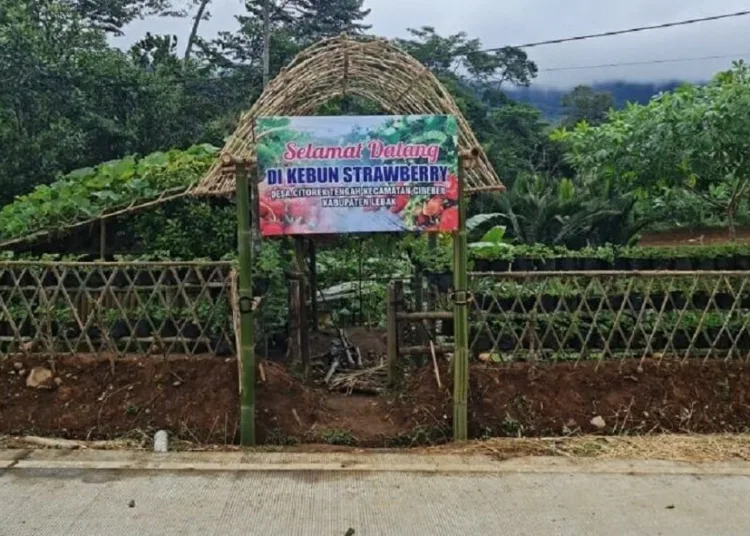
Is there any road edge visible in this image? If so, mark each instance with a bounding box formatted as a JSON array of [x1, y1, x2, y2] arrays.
[[3, 450, 750, 476]]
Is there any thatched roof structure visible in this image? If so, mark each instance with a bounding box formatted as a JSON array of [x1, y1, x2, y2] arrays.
[[191, 34, 503, 197]]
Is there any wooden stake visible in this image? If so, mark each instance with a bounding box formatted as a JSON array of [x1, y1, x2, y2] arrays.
[[340, 328, 355, 366], [291, 408, 302, 427], [430, 340, 442, 389], [258, 362, 266, 383], [324, 357, 340, 384]]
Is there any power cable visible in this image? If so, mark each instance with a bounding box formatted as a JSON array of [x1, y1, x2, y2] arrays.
[[541, 52, 750, 72], [482, 10, 750, 51]]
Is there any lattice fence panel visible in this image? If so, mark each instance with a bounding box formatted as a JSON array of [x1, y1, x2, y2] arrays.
[[465, 271, 750, 364], [0, 262, 234, 358]]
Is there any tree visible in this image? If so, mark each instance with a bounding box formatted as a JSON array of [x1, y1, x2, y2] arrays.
[[0, 0, 232, 204], [183, 0, 212, 60], [0, 0, 112, 202], [293, 0, 371, 42], [205, 0, 370, 84], [559, 62, 750, 240], [63, 0, 180, 34], [560, 85, 613, 128], [395, 27, 537, 87], [393, 27, 549, 185]]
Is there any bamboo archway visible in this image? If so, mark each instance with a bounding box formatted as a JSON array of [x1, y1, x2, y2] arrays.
[[192, 34, 503, 196]]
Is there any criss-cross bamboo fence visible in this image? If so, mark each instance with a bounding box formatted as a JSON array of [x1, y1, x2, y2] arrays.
[[389, 270, 750, 367], [0, 261, 234, 359]]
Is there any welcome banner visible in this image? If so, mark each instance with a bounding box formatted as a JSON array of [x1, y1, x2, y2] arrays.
[[255, 115, 459, 236]]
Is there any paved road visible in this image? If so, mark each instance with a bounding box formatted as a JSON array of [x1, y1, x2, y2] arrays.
[[1, 450, 749, 535]]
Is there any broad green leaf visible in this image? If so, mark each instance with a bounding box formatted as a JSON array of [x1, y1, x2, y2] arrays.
[[467, 213, 504, 232], [481, 225, 508, 244]]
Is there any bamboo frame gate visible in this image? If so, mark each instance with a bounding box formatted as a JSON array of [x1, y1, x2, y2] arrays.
[[194, 35, 504, 445]]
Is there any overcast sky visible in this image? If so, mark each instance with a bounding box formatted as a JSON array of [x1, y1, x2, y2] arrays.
[[113, 0, 750, 87]]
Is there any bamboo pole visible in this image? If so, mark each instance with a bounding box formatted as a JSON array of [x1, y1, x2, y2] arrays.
[[413, 271, 425, 346], [229, 155, 256, 446], [288, 279, 302, 365], [262, 0, 270, 88], [427, 233, 437, 335], [309, 239, 318, 332], [386, 280, 402, 388], [396, 311, 454, 320], [99, 219, 106, 260], [452, 149, 477, 441], [294, 237, 310, 378]]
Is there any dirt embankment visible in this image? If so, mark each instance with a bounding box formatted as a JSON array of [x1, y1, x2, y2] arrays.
[[2, 355, 749, 446], [639, 226, 750, 246]]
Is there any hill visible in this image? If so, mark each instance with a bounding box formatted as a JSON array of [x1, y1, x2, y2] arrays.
[[506, 81, 686, 121]]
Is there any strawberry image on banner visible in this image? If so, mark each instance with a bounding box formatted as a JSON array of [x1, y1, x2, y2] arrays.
[[254, 115, 459, 236]]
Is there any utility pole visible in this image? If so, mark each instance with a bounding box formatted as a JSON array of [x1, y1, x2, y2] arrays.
[[262, 0, 270, 88]]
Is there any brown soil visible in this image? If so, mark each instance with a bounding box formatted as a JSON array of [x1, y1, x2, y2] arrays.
[[393, 359, 750, 440], [640, 226, 750, 246], [2, 354, 750, 446], [471, 359, 750, 436]]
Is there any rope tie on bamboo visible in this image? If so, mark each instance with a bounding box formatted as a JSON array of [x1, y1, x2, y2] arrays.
[[448, 290, 474, 305], [238, 296, 254, 315], [394, 64, 432, 107]]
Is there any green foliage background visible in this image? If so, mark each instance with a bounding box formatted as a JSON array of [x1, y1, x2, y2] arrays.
[[6, 0, 750, 346]]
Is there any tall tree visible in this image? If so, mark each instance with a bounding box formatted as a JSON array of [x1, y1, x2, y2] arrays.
[[395, 27, 537, 87], [560, 85, 613, 128], [394, 27, 551, 186], [63, 0, 181, 34], [559, 62, 750, 240], [183, 0, 211, 60], [0, 0, 229, 203], [293, 0, 370, 41], [204, 0, 371, 86]]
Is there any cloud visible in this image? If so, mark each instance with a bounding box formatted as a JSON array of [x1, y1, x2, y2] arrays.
[[113, 0, 750, 87]]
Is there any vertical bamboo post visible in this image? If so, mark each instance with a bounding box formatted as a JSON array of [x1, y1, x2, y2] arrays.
[[413, 271, 425, 346], [99, 219, 106, 260], [294, 237, 309, 378], [427, 233, 437, 330], [288, 279, 301, 365], [261, 0, 270, 88], [358, 239, 364, 325], [309, 239, 318, 332], [452, 149, 477, 442], [228, 155, 256, 446], [387, 280, 402, 388]]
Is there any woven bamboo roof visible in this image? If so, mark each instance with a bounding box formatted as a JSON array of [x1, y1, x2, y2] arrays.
[[191, 34, 504, 197]]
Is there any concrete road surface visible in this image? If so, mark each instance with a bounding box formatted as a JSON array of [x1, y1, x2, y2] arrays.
[[1, 449, 749, 535]]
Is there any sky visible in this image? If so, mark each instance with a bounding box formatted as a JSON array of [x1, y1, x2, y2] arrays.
[[113, 0, 750, 87]]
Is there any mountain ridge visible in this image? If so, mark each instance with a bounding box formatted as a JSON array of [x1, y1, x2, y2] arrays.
[[506, 80, 689, 120]]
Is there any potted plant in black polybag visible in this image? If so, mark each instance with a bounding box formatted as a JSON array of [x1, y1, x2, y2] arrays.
[[555, 246, 580, 271], [468, 225, 514, 272], [622, 246, 653, 271]]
